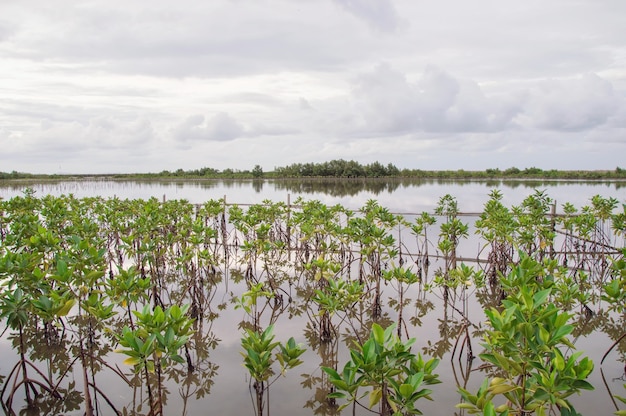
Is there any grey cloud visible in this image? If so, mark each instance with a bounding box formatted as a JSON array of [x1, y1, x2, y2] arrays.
[[40, 117, 155, 149], [247, 122, 299, 137], [332, 0, 402, 32], [220, 93, 283, 107], [173, 113, 244, 142], [351, 64, 513, 134], [0, 20, 16, 42], [1, 96, 165, 135], [4, 1, 378, 78], [519, 73, 620, 131], [1, 116, 156, 161], [349, 64, 622, 136], [1, 0, 625, 174], [352, 63, 419, 133], [299, 98, 313, 111]]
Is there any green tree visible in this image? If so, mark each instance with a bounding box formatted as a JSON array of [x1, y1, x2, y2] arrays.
[[252, 165, 264, 178]]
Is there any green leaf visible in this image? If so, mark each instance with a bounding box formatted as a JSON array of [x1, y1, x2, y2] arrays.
[[372, 323, 384, 345], [456, 403, 478, 410], [399, 383, 414, 399], [124, 356, 142, 366], [571, 380, 594, 391], [489, 383, 518, 395], [533, 288, 551, 306], [483, 400, 496, 416], [550, 324, 573, 343], [369, 388, 382, 408], [57, 299, 75, 316]]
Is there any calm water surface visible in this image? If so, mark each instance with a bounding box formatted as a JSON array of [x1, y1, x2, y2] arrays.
[[1, 178, 625, 416], [1, 178, 625, 212]]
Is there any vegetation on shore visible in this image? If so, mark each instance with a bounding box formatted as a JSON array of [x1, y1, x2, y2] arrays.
[[2, 160, 626, 181]]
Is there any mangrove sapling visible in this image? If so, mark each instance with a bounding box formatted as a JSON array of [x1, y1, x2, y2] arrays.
[[169, 320, 220, 408], [458, 255, 595, 416], [0, 222, 72, 411], [180, 216, 219, 320], [382, 266, 420, 339], [323, 323, 440, 416], [236, 282, 279, 332], [557, 202, 599, 274], [60, 234, 115, 416], [240, 324, 306, 416], [311, 272, 364, 343], [409, 212, 437, 285], [613, 203, 626, 247], [289, 198, 347, 265], [582, 196, 621, 283], [435, 195, 469, 292], [229, 202, 292, 307], [427, 263, 479, 356], [0, 288, 63, 413], [512, 190, 556, 260], [602, 249, 626, 313], [346, 200, 400, 319], [430, 263, 482, 315], [557, 197, 621, 287], [115, 304, 194, 416], [195, 199, 228, 259], [106, 265, 151, 328], [475, 189, 517, 288]]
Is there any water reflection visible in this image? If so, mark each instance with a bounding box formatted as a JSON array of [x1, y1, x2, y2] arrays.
[[2, 179, 625, 210], [273, 178, 402, 197], [1, 183, 625, 415]]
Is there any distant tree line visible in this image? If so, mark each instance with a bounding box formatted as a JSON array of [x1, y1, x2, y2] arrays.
[[274, 160, 400, 177], [2, 162, 626, 180]]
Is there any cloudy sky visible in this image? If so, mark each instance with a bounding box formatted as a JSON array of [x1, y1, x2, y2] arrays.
[[1, 0, 625, 174]]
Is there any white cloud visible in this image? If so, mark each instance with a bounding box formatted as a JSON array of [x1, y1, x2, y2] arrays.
[[331, 0, 403, 33], [342, 64, 625, 138], [518, 74, 620, 131], [0, 0, 625, 173], [347, 64, 519, 134], [173, 113, 245, 142]]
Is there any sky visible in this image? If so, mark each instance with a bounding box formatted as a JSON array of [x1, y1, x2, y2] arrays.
[[1, 0, 625, 174]]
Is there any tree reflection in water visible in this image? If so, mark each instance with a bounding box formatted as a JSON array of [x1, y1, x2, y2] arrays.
[[0, 190, 624, 415]]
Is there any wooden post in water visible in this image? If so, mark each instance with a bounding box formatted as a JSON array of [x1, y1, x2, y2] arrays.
[[221, 194, 228, 276], [286, 193, 292, 259], [550, 201, 557, 259]]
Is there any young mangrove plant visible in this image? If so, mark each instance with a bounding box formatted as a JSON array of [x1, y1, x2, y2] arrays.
[[346, 200, 400, 318], [0, 287, 63, 413], [240, 324, 306, 416], [235, 282, 278, 332], [475, 189, 517, 288], [115, 304, 194, 416], [457, 255, 595, 416], [512, 190, 555, 259], [434, 195, 469, 299], [382, 266, 420, 339], [311, 273, 364, 343], [409, 212, 437, 285], [323, 322, 440, 416], [603, 249, 626, 314]]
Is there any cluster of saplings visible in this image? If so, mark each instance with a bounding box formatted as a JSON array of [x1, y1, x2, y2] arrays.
[[2, 161, 626, 180], [0, 190, 625, 416]]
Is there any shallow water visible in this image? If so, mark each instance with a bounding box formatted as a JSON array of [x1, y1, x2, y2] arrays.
[[0, 178, 625, 415]]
